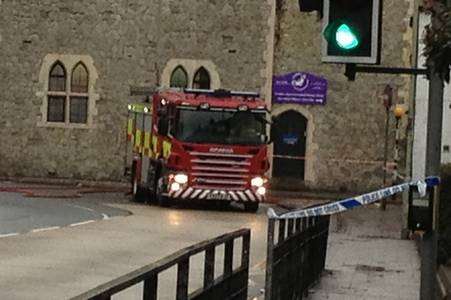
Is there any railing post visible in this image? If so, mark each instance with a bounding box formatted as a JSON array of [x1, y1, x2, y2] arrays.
[[287, 219, 294, 237], [176, 258, 189, 300], [295, 218, 301, 232], [242, 232, 250, 269], [224, 239, 234, 276], [279, 219, 286, 243], [204, 246, 215, 288], [265, 218, 276, 300], [143, 274, 158, 300], [241, 231, 251, 300]]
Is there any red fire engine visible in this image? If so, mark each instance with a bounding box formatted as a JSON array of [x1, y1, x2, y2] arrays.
[[125, 88, 270, 212]]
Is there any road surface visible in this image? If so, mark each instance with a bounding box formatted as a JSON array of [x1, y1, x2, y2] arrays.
[[0, 192, 269, 299], [0, 192, 129, 236]]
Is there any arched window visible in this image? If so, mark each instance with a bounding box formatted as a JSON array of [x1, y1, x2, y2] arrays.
[[170, 66, 188, 88], [47, 62, 67, 122], [70, 63, 89, 123], [49, 62, 66, 92], [71, 63, 89, 93], [193, 67, 211, 90], [46, 61, 91, 124]]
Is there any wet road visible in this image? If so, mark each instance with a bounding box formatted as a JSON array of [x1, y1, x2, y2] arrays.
[[0, 192, 129, 236], [0, 192, 269, 299]]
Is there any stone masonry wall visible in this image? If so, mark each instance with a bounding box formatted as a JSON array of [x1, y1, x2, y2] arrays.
[[273, 0, 415, 192], [0, 1, 270, 181]]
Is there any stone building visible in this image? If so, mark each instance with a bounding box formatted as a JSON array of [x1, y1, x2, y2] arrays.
[[0, 0, 418, 193]]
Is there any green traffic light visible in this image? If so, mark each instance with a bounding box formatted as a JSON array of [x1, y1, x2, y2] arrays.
[[335, 24, 360, 50]]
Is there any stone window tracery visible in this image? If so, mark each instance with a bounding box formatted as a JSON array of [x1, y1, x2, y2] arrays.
[[46, 61, 90, 124], [38, 54, 99, 129], [162, 59, 221, 90]]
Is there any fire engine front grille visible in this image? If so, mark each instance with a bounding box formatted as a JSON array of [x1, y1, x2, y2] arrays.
[[189, 152, 252, 190]]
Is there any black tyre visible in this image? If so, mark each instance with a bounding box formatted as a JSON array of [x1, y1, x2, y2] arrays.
[[131, 162, 145, 203], [244, 202, 259, 212], [147, 162, 159, 204], [156, 177, 172, 207]]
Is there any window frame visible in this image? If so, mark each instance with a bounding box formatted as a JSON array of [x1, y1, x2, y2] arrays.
[[45, 61, 90, 126], [69, 63, 89, 124]]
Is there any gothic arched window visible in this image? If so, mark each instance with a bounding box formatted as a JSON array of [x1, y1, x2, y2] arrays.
[[46, 61, 90, 124], [170, 66, 188, 88], [70, 63, 89, 123], [47, 62, 67, 122], [193, 67, 211, 90]]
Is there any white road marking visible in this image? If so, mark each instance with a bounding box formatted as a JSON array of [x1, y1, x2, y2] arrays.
[[0, 233, 19, 238], [69, 220, 95, 227], [31, 226, 60, 233], [70, 204, 96, 213]]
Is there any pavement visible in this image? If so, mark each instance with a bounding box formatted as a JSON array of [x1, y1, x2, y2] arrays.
[[308, 204, 420, 300]]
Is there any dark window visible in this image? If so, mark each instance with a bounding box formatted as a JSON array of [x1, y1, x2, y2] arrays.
[[71, 63, 89, 93], [47, 96, 65, 122], [70, 97, 88, 123], [170, 66, 188, 88], [174, 108, 267, 145], [49, 62, 66, 92], [193, 67, 210, 89]]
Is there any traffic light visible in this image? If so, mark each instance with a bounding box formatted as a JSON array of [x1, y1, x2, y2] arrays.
[[298, 0, 323, 16], [322, 0, 382, 64]]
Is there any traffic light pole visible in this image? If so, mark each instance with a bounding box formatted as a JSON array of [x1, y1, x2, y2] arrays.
[[421, 68, 443, 300], [345, 63, 444, 299], [344, 63, 428, 81]]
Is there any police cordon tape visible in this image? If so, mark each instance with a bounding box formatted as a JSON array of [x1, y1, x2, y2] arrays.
[[267, 176, 440, 220]]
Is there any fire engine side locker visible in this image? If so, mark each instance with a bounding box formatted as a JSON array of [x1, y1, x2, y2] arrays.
[[140, 109, 153, 189], [127, 103, 153, 201]]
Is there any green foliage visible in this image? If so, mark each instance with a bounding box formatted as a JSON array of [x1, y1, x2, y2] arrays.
[[423, 1, 451, 83]]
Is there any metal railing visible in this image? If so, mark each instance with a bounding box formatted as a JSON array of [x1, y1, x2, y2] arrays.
[[265, 215, 330, 300], [71, 229, 250, 300]]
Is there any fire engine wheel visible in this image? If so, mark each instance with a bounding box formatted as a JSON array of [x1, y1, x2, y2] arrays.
[[132, 177, 145, 203], [244, 202, 259, 213], [156, 178, 172, 207], [131, 162, 145, 203]]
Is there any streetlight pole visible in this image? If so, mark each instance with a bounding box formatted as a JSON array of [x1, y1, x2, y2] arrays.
[[381, 85, 393, 211]]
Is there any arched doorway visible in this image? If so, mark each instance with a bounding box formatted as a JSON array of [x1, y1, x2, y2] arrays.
[[272, 110, 308, 180]]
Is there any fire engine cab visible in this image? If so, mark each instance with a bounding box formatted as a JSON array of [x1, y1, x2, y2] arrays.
[[125, 88, 270, 212]]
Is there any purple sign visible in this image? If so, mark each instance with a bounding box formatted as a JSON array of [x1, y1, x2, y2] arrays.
[[273, 72, 328, 105]]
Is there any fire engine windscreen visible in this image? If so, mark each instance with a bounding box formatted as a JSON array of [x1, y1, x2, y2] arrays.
[[174, 108, 267, 145]]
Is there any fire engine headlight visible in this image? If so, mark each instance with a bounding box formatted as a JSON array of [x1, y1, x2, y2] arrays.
[[251, 176, 265, 187], [238, 105, 248, 111], [174, 173, 188, 185], [170, 182, 181, 192], [256, 186, 266, 196]]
